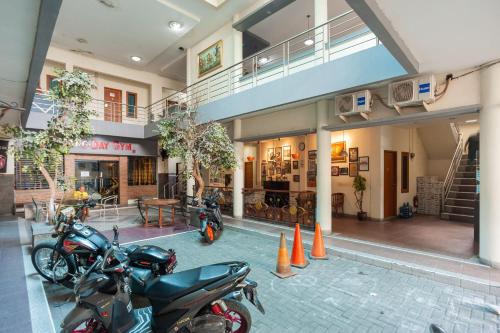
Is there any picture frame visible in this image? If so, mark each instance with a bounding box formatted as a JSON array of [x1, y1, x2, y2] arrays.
[[275, 167, 282, 175], [267, 148, 274, 161], [331, 165, 339, 176], [261, 163, 267, 176], [283, 160, 291, 174], [283, 145, 291, 160], [307, 171, 316, 187], [274, 147, 282, 162], [198, 40, 223, 77], [349, 162, 359, 177], [331, 141, 346, 163], [293, 175, 300, 182], [308, 150, 317, 159], [349, 147, 359, 162], [359, 156, 369, 171], [340, 167, 348, 175], [292, 161, 299, 170], [308, 159, 316, 172]]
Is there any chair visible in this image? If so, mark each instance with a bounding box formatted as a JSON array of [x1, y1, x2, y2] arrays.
[[98, 195, 119, 220], [332, 193, 344, 217]]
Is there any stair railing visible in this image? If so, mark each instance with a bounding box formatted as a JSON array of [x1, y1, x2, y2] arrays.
[[442, 131, 464, 211]]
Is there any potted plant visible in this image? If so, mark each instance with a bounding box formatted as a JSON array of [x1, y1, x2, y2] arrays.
[[353, 175, 367, 220]]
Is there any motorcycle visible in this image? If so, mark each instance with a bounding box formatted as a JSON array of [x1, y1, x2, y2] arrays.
[[31, 199, 177, 290], [198, 189, 224, 244], [60, 243, 264, 333]]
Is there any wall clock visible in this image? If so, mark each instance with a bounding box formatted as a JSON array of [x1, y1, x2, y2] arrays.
[[298, 142, 305, 151]]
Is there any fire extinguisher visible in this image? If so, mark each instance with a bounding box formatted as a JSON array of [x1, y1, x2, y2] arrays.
[[413, 195, 419, 208]]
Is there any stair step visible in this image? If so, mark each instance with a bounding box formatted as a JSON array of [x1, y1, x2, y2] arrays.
[[441, 212, 474, 223], [447, 191, 476, 200], [444, 205, 475, 215], [455, 171, 476, 178], [453, 178, 478, 185], [445, 198, 476, 208], [451, 185, 477, 193], [457, 165, 477, 172]]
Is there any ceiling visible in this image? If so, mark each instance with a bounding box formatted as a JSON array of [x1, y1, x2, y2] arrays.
[[248, 0, 351, 46], [51, 0, 256, 82], [0, 0, 41, 124], [370, 0, 500, 73]]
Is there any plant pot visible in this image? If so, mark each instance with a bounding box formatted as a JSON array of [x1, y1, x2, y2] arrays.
[[357, 211, 368, 221]]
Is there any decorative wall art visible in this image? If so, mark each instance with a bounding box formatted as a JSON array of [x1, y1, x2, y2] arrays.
[[308, 159, 316, 172], [261, 162, 267, 176], [274, 147, 282, 162], [267, 148, 274, 161], [293, 175, 300, 182], [198, 40, 223, 77], [292, 161, 299, 170], [349, 162, 359, 177], [283, 160, 291, 174], [331, 141, 346, 163], [340, 167, 348, 175], [283, 145, 291, 160], [331, 165, 339, 176], [298, 142, 305, 151], [307, 171, 316, 187], [275, 166, 282, 175], [359, 156, 369, 171], [308, 150, 317, 159], [349, 147, 359, 162]]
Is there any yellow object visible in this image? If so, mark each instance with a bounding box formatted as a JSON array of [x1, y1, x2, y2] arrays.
[[74, 191, 89, 200]]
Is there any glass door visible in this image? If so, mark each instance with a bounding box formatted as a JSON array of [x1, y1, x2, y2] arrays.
[[75, 160, 119, 198]]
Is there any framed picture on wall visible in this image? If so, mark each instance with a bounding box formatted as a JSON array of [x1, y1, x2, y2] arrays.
[[308, 150, 317, 159], [307, 171, 316, 187], [340, 167, 348, 175], [267, 148, 274, 161], [331, 141, 346, 163], [269, 165, 275, 176], [283, 160, 291, 174], [283, 145, 291, 160], [261, 163, 267, 176], [198, 40, 223, 77], [276, 167, 282, 175], [293, 175, 300, 182], [359, 156, 369, 171], [331, 165, 339, 176], [292, 161, 299, 169], [275, 147, 282, 162], [349, 147, 359, 162], [308, 159, 316, 172], [349, 163, 359, 177]]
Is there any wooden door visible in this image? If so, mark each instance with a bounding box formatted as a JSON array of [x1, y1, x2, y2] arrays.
[[104, 88, 122, 122], [384, 150, 397, 218], [244, 162, 253, 189]]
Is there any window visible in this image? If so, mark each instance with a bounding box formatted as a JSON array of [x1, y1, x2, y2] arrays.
[[401, 152, 409, 193], [128, 157, 156, 186], [126, 92, 137, 118], [15, 158, 63, 190], [46, 75, 59, 91]]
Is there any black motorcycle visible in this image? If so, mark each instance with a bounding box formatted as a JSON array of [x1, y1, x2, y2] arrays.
[[61, 244, 264, 333], [198, 189, 224, 244], [31, 200, 177, 289]]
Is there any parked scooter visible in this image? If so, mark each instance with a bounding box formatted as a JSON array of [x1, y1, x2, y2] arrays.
[[198, 189, 224, 244], [60, 243, 265, 333], [31, 199, 177, 290]]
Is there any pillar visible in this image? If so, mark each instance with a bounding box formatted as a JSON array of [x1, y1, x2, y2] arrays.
[[314, 0, 328, 63], [233, 119, 244, 218], [316, 100, 332, 232], [479, 62, 500, 267]]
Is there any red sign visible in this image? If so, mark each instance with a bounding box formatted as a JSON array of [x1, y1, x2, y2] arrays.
[[76, 139, 136, 154]]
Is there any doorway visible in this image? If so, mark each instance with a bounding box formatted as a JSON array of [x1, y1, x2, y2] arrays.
[[244, 161, 253, 188], [75, 160, 120, 198], [104, 87, 122, 122], [384, 150, 397, 218]]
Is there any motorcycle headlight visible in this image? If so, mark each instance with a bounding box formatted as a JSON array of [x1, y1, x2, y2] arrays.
[[61, 206, 75, 218]]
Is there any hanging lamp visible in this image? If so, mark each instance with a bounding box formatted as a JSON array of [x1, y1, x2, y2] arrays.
[[340, 130, 348, 157], [304, 14, 314, 46]]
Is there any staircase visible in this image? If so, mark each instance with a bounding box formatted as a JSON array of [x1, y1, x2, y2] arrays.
[[441, 154, 479, 223]]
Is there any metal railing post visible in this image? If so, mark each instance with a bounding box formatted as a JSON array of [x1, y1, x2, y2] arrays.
[[282, 43, 289, 77], [252, 57, 257, 87]]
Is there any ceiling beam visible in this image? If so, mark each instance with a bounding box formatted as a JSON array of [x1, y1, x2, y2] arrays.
[[22, 0, 62, 128], [346, 0, 419, 74], [233, 0, 296, 32]]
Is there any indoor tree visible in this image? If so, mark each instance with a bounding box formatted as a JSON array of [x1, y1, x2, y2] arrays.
[[3, 69, 94, 221], [157, 106, 237, 204], [353, 175, 367, 220]]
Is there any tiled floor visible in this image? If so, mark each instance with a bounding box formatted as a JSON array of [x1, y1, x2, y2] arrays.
[[333, 215, 476, 259]]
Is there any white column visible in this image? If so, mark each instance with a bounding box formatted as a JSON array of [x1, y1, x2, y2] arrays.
[[480, 62, 500, 267], [314, 0, 328, 24], [316, 100, 332, 232], [314, 0, 328, 63], [233, 119, 244, 218]]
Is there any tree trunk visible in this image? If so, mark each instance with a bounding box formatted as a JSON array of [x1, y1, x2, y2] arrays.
[[192, 161, 204, 206], [39, 165, 56, 223]]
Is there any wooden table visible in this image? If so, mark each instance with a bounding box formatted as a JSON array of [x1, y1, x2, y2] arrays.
[[143, 199, 180, 228]]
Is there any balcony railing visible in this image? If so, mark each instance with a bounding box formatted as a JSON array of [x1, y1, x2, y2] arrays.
[[31, 92, 149, 125], [149, 10, 378, 121]]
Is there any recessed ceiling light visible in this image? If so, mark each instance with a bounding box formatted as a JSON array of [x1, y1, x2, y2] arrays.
[[465, 119, 478, 123], [258, 57, 269, 65], [304, 38, 314, 46], [169, 21, 183, 31], [131, 56, 142, 62]]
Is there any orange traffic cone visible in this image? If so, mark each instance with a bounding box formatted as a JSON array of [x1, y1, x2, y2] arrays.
[[271, 232, 297, 279], [290, 224, 309, 268], [309, 223, 329, 260]]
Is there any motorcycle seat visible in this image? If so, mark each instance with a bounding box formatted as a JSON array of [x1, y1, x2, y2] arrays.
[[145, 264, 230, 302]]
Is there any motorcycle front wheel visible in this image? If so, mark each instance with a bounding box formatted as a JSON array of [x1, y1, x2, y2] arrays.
[[31, 241, 76, 284]]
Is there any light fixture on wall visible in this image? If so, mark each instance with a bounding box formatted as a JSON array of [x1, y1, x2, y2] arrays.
[[340, 130, 348, 157], [304, 14, 314, 46]]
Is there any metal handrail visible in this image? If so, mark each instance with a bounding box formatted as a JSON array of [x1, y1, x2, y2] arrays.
[[442, 129, 464, 211], [148, 10, 377, 120]]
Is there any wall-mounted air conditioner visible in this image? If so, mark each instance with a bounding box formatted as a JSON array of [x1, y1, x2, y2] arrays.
[[335, 90, 372, 117], [388, 75, 435, 107]]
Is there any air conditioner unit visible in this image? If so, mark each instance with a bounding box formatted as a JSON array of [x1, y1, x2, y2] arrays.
[[335, 90, 371, 116], [388, 75, 436, 106]]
